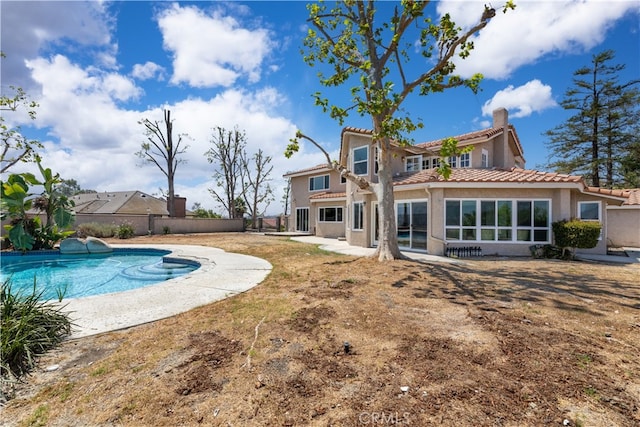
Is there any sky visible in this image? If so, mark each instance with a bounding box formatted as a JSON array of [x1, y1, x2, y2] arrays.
[[1, 0, 639, 216]]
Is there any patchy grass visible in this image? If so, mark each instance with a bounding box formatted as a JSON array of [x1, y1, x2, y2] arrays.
[[2, 233, 639, 426]]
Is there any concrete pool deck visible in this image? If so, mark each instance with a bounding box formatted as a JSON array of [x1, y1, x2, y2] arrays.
[[60, 244, 272, 339]]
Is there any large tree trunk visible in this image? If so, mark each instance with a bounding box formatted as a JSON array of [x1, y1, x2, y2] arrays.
[[372, 138, 404, 261]]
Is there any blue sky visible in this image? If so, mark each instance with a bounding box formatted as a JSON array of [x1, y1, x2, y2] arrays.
[[1, 1, 639, 215]]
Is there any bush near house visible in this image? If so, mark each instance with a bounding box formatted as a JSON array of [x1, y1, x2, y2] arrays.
[[552, 219, 601, 259]]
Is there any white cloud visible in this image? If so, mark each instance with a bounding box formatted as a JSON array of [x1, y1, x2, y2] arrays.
[[0, 1, 115, 91], [132, 62, 166, 81], [437, 0, 637, 79], [482, 79, 557, 118], [16, 52, 312, 215], [156, 3, 274, 88]]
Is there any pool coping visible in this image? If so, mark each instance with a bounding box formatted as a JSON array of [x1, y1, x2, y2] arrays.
[[51, 244, 272, 339]]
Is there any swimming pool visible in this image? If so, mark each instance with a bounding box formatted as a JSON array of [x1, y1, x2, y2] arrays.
[[0, 249, 200, 300]]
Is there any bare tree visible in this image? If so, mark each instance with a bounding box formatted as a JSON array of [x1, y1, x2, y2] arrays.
[[136, 109, 189, 217], [286, 1, 514, 261], [206, 126, 246, 218], [282, 177, 291, 216], [240, 148, 274, 228]]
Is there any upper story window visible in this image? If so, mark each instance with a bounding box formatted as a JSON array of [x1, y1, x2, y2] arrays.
[[481, 149, 489, 168], [460, 152, 470, 168], [578, 201, 601, 221], [374, 147, 379, 175], [449, 156, 458, 168], [406, 156, 421, 172], [353, 146, 368, 175], [309, 174, 329, 191], [431, 157, 440, 169]]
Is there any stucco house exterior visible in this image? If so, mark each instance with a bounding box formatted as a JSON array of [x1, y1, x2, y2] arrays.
[[284, 108, 639, 256]]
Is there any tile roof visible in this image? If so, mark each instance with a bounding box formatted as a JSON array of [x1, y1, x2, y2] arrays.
[[627, 189, 640, 205], [418, 124, 524, 157], [283, 164, 332, 177], [586, 187, 640, 205], [342, 124, 523, 157], [392, 167, 584, 186], [309, 191, 347, 200]]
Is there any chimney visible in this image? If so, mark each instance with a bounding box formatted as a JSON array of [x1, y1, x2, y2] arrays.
[[168, 196, 187, 218], [492, 108, 510, 167], [492, 108, 508, 128]]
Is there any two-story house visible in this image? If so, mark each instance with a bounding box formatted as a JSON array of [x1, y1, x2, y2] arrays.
[[284, 108, 636, 256]]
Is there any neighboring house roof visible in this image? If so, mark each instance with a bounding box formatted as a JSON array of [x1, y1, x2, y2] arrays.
[[70, 191, 169, 215]]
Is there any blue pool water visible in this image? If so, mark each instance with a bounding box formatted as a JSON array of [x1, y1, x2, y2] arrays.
[[0, 249, 200, 300]]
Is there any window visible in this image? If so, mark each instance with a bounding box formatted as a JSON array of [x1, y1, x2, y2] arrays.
[[448, 156, 457, 168], [578, 201, 600, 221], [319, 207, 343, 222], [431, 157, 440, 169], [374, 147, 379, 175], [445, 199, 550, 243], [516, 200, 550, 242], [353, 202, 364, 230], [309, 175, 329, 191], [406, 156, 421, 172], [460, 152, 470, 168], [481, 149, 489, 168], [296, 208, 309, 232], [353, 146, 368, 175]]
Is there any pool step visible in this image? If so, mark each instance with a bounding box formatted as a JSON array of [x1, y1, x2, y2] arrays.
[[119, 262, 197, 281]]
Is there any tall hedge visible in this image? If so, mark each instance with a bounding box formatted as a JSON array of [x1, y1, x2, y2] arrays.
[[552, 219, 602, 258]]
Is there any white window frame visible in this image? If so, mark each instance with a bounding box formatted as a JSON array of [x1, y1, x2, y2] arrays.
[[405, 155, 421, 172], [460, 152, 471, 168], [481, 149, 489, 168], [353, 202, 364, 230], [578, 201, 602, 240], [578, 201, 601, 221], [374, 146, 379, 175], [445, 198, 551, 243], [318, 206, 343, 222], [309, 174, 329, 192], [353, 146, 369, 175]]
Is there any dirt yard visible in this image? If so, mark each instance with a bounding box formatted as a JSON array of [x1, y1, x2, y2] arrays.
[[2, 233, 639, 426]]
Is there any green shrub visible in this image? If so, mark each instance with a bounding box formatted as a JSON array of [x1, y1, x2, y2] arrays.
[[116, 221, 135, 239], [552, 219, 602, 258], [1, 278, 72, 384], [76, 222, 117, 238], [162, 226, 171, 235]]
